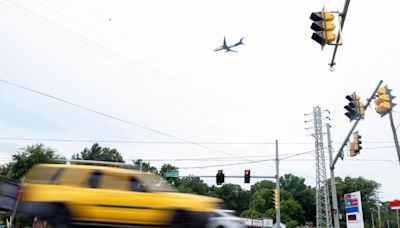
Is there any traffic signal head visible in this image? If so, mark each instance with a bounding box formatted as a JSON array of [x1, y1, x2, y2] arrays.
[[244, 170, 250, 183], [310, 11, 336, 49], [375, 86, 396, 117], [350, 131, 361, 157], [344, 93, 359, 121], [271, 189, 279, 209], [216, 170, 225, 185]]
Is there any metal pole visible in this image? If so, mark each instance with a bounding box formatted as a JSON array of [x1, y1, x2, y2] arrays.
[[275, 140, 281, 228], [397, 209, 399, 228], [378, 205, 382, 228], [327, 124, 340, 228], [388, 111, 400, 164], [372, 211, 375, 228], [331, 80, 383, 170], [329, 0, 351, 69]]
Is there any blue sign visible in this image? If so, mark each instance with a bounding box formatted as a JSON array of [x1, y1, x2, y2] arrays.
[[345, 206, 359, 213]]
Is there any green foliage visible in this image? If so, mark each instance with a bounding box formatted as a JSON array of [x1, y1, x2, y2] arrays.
[[72, 143, 124, 162], [175, 176, 209, 195], [248, 188, 271, 213], [8, 144, 63, 180], [251, 180, 275, 195], [2, 143, 384, 228], [280, 174, 315, 224], [240, 208, 263, 218], [333, 176, 380, 227], [212, 184, 251, 215], [159, 164, 179, 185], [280, 198, 305, 224], [131, 159, 158, 174]]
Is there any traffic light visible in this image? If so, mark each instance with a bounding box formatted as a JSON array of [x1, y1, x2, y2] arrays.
[[344, 93, 359, 121], [271, 189, 279, 209], [216, 170, 224, 185], [310, 10, 336, 49], [244, 170, 250, 183], [375, 86, 396, 117], [349, 131, 361, 157]]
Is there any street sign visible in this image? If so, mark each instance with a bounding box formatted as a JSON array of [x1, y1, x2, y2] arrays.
[[390, 200, 400, 210], [344, 191, 364, 228], [164, 171, 179, 178]]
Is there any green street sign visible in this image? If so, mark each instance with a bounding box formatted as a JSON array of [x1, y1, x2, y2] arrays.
[[164, 171, 179, 178]]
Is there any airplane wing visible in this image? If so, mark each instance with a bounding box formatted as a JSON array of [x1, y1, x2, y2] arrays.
[[214, 47, 224, 52]]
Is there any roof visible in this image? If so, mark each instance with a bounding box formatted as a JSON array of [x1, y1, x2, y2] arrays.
[[32, 163, 149, 175]]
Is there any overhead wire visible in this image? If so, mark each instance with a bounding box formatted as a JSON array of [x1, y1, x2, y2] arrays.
[[0, 2, 278, 168], [0, 137, 396, 145], [0, 0, 241, 111], [0, 78, 252, 161]]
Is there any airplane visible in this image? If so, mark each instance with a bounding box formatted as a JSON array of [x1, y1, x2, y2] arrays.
[[214, 37, 244, 52]]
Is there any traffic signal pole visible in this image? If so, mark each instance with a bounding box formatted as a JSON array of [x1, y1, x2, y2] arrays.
[[326, 124, 340, 228], [329, 0, 351, 70], [330, 80, 383, 170], [388, 111, 400, 164], [275, 140, 281, 228]]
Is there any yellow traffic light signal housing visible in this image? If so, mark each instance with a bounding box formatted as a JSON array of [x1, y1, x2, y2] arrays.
[[244, 170, 250, 183], [310, 10, 336, 49], [375, 86, 396, 117], [271, 189, 279, 209], [216, 170, 225, 185], [349, 131, 362, 157]]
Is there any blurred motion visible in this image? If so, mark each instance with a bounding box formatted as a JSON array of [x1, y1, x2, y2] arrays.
[[206, 210, 246, 228], [18, 163, 222, 227]]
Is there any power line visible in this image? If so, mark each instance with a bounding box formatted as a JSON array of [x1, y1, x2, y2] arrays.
[[0, 137, 396, 145], [0, 78, 251, 161]]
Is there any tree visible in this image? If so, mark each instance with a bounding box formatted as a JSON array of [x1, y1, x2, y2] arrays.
[[131, 159, 158, 174], [176, 176, 210, 195], [251, 180, 275, 195], [7, 144, 64, 180], [72, 143, 124, 162], [248, 188, 272, 213], [334, 176, 381, 227], [240, 208, 263, 219], [212, 184, 251, 215], [159, 164, 179, 185], [280, 174, 315, 224]]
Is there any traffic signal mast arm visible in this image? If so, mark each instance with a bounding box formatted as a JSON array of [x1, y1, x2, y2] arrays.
[[330, 80, 383, 170], [329, 0, 350, 70]]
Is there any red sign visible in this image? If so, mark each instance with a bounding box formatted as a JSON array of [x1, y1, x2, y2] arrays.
[[351, 199, 358, 206], [390, 200, 400, 210]]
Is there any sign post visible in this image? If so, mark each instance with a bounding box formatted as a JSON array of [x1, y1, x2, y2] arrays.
[[344, 191, 365, 228], [389, 200, 400, 228]]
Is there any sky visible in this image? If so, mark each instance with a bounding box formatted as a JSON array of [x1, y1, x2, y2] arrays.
[[0, 0, 399, 202]]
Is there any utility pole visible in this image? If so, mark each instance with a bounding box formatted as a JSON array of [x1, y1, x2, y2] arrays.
[[378, 204, 382, 228], [327, 123, 340, 228], [388, 111, 400, 164], [275, 140, 281, 228], [372, 210, 375, 228]]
